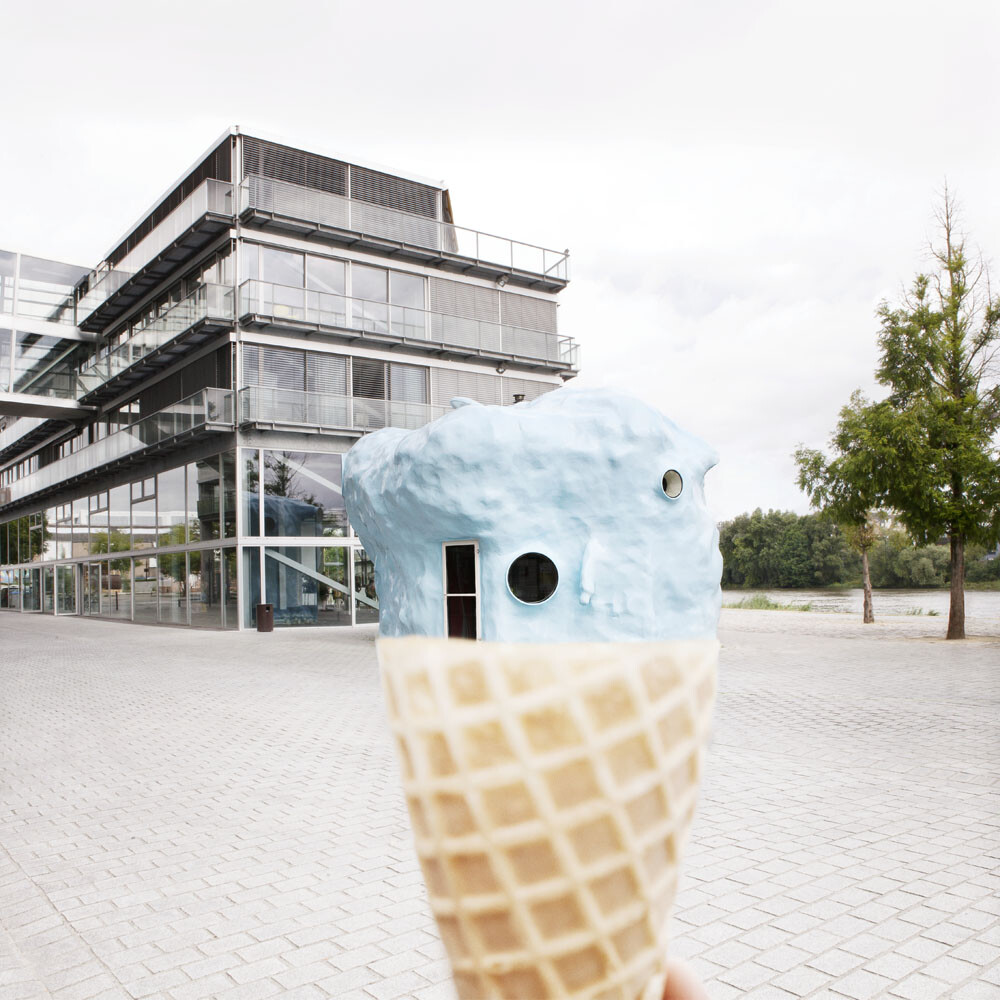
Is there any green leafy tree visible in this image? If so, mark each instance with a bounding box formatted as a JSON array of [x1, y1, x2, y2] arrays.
[[719, 509, 858, 589], [156, 523, 200, 587], [90, 529, 131, 574], [867, 193, 1000, 637], [795, 392, 884, 623]]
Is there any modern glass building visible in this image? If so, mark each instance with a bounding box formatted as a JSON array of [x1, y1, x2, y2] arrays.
[[0, 128, 576, 629]]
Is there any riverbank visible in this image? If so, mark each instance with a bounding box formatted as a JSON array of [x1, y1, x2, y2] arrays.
[[720, 605, 1000, 640]]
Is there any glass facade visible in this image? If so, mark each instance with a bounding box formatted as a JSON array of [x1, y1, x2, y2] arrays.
[[0, 446, 373, 631]]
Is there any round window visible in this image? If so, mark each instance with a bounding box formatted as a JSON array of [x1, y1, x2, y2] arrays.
[[662, 469, 683, 499], [507, 552, 559, 604]]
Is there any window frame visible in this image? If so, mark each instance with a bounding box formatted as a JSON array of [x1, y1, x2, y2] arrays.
[[442, 540, 480, 639]]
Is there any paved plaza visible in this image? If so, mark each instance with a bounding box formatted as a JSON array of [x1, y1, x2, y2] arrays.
[[1, 610, 998, 1000]]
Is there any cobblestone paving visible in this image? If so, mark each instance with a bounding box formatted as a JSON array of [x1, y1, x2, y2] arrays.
[[1, 610, 997, 1000]]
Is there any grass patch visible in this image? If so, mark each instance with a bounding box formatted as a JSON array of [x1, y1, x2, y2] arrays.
[[724, 594, 812, 612]]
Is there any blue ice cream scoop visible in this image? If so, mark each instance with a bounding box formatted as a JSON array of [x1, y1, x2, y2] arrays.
[[343, 387, 722, 642]]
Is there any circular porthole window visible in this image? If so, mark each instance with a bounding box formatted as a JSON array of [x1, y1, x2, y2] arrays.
[[507, 552, 559, 604], [662, 469, 683, 499]]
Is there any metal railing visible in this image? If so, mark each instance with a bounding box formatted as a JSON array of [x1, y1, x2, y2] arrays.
[[238, 279, 579, 367], [240, 385, 449, 433], [240, 175, 569, 281], [10, 370, 92, 401], [0, 388, 233, 508], [0, 416, 46, 454], [76, 180, 235, 323], [77, 283, 235, 392]]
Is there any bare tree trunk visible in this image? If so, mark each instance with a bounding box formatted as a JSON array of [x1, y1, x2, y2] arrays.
[[861, 548, 874, 624], [947, 533, 965, 639]]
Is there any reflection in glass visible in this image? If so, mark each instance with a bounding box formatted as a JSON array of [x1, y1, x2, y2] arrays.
[[223, 548, 238, 629], [243, 547, 260, 629], [189, 459, 220, 541], [103, 554, 131, 619], [157, 464, 187, 545], [23, 567, 40, 611], [56, 565, 76, 614], [240, 242, 259, 282], [222, 452, 236, 538], [42, 566, 54, 613], [81, 564, 100, 616], [190, 548, 222, 628], [70, 500, 89, 559], [261, 247, 304, 287], [262, 451, 347, 537], [132, 495, 156, 550], [133, 556, 158, 624], [307, 256, 345, 294], [158, 551, 188, 626], [42, 507, 57, 559], [264, 545, 352, 627], [109, 484, 130, 556], [242, 450, 260, 536], [0, 569, 23, 611], [354, 547, 379, 624], [55, 506, 74, 559], [89, 494, 109, 554], [322, 547, 351, 624]]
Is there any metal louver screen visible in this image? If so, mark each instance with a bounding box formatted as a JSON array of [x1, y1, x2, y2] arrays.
[[431, 369, 502, 407], [139, 350, 224, 415], [429, 278, 499, 321], [108, 138, 233, 267], [242, 137, 347, 196], [501, 377, 556, 403], [259, 346, 306, 391], [352, 358, 386, 399], [306, 353, 348, 396], [350, 166, 438, 219], [242, 344, 259, 385], [389, 363, 427, 403], [500, 291, 558, 333]]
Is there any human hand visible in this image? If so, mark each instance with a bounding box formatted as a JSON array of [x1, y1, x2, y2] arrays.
[[661, 958, 710, 1000]]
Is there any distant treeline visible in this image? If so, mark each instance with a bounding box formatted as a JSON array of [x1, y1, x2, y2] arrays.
[[720, 509, 1000, 589]]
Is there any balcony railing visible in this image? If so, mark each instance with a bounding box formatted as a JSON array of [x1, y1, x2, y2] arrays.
[[240, 385, 449, 433], [240, 175, 569, 282], [78, 283, 235, 393], [238, 280, 579, 368], [0, 389, 233, 508], [76, 180, 235, 324], [0, 416, 46, 454]]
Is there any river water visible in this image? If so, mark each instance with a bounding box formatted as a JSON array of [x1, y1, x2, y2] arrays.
[[722, 587, 1000, 619]]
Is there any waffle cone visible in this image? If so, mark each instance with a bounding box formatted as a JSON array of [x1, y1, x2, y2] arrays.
[[378, 637, 718, 1000]]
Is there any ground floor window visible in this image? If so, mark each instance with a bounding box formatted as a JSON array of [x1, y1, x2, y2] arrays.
[[241, 544, 377, 629]]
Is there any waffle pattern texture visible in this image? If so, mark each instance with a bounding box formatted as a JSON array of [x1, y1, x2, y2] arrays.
[[378, 637, 719, 1000]]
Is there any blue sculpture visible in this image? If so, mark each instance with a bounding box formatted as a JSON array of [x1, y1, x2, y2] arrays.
[[343, 387, 722, 641]]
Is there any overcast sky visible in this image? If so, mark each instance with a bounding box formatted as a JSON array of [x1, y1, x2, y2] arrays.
[[3, 0, 997, 521]]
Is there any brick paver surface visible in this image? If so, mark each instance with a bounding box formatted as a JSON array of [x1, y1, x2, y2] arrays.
[[1, 610, 997, 1000]]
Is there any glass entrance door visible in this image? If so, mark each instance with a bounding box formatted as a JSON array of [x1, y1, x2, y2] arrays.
[[82, 563, 101, 616], [56, 565, 77, 615]]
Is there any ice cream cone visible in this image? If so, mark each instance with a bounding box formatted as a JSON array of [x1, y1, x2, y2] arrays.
[[378, 636, 718, 1000]]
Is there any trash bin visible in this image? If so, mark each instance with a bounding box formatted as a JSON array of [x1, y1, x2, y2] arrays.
[[256, 603, 274, 632]]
